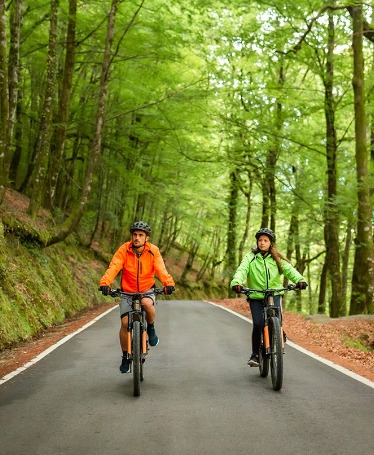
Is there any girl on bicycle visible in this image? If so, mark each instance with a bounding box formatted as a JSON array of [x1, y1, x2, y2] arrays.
[[230, 228, 307, 367]]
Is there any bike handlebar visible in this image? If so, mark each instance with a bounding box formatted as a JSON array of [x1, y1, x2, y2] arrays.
[[98, 287, 167, 298], [240, 284, 300, 296]]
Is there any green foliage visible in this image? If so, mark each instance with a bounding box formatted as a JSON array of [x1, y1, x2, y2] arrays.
[[2, 0, 374, 317], [0, 233, 107, 349], [344, 333, 374, 353]]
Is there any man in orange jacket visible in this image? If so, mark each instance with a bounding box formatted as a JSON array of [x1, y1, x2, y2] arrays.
[[99, 221, 175, 373]]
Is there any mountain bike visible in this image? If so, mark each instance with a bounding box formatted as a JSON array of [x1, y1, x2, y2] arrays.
[[240, 284, 301, 391], [106, 287, 165, 397]]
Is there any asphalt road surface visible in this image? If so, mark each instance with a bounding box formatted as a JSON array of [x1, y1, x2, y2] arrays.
[[1, 300, 373, 455]]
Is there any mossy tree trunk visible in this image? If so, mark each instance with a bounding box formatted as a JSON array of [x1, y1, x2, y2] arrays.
[[350, 5, 374, 314], [46, 0, 120, 246], [46, 0, 77, 209], [0, 0, 9, 205], [26, 0, 59, 219], [323, 4, 343, 317]]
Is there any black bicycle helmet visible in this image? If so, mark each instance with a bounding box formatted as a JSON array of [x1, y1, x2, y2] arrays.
[[255, 227, 276, 243], [130, 221, 151, 235]]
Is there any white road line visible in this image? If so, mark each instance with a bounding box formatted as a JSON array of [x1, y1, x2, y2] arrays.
[[206, 300, 374, 390], [2, 301, 373, 390], [0, 306, 117, 386]]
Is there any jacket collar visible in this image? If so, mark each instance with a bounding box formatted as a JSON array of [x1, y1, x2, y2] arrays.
[[127, 241, 150, 254]]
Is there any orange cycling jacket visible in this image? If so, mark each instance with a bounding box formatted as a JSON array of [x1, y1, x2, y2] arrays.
[[99, 241, 175, 293]]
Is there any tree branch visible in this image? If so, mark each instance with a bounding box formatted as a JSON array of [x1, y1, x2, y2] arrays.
[[280, 6, 331, 55], [346, 5, 374, 43], [105, 78, 208, 122]]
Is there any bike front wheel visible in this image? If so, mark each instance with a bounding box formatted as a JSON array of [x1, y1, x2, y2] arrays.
[[132, 320, 141, 396], [269, 316, 283, 391]]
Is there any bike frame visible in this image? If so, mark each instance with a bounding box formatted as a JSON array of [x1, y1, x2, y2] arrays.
[[261, 291, 283, 355], [126, 295, 148, 362]]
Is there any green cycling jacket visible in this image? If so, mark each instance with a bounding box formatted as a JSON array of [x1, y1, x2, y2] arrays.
[[230, 252, 305, 300]]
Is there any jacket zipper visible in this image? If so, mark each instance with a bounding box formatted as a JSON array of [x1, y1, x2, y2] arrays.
[[263, 256, 270, 288], [136, 256, 140, 292]]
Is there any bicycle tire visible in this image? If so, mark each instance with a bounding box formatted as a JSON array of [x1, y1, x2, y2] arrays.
[[140, 324, 145, 382], [133, 320, 141, 396], [140, 314, 147, 382], [269, 316, 283, 391], [259, 331, 269, 377]]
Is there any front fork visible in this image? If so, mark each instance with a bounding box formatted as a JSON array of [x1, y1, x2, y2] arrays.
[[141, 311, 148, 355], [263, 297, 284, 354], [126, 309, 148, 360]]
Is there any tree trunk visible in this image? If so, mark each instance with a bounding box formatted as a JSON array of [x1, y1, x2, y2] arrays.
[[293, 218, 303, 313], [196, 252, 211, 282], [46, 0, 120, 246], [0, 0, 9, 204], [341, 223, 353, 308], [46, 0, 77, 208], [283, 213, 298, 289], [238, 170, 253, 262], [266, 147, 277, 232], [6, 0, 22, 186], [318, 261, 328, 314], [27, 0, 59, 218], [261, 63, 283, 231], [181, 241, 199, 283], [282, 213, 298, 310], [323, 5, 343, 317], [209, 230, 223, 280], [8, 92, 23, 187], [225, 170, 239, 282], [350, 5, 374, 314], [260, 176, 270, 229], [17, 71, 39, 193]]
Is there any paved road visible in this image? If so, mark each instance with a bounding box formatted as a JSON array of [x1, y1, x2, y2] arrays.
[[1, 300, 373, 455]]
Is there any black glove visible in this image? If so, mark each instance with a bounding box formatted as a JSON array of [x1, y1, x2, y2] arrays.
[[231, 285, 243, 294], [99, 285, 110, 296], [296, 282, 308, 290], [164, 286, 175, 295]]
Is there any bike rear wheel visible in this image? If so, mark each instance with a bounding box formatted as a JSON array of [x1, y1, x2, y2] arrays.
[[133, 320, 141, 396], [259, 331, 269, 377], [269, 316, 283, 391]]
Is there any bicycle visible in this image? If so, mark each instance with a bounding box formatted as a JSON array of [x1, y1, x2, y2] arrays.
[[104, 287, 166, 397], [240, 284, 301, 391]]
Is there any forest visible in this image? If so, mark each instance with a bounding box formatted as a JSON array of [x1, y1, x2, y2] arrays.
[[1, 0, 374, 318]]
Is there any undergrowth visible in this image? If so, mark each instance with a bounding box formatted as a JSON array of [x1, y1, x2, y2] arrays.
[[0, 231, 105, 350], [344, 333, 374, 353]]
